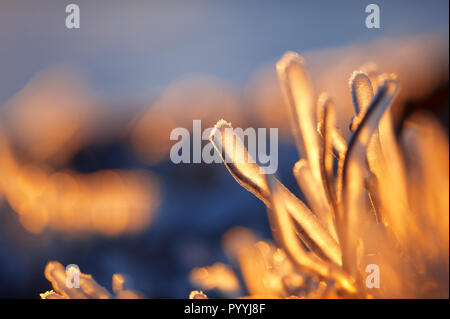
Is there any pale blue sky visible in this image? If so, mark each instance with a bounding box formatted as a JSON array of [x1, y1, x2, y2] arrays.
[[0, 0, 448, 104]]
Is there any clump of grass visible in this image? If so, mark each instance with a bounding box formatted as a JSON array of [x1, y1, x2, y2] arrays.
[[192, 51, 448, 298]]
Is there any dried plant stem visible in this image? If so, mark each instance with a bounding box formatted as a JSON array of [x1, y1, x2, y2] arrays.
[[268, 177, 357, 295], [339, 77, 399, 279], [210, 120, 342, 267]]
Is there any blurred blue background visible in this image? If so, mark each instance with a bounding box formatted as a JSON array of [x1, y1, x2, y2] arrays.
[[0, 0, 448, 298]]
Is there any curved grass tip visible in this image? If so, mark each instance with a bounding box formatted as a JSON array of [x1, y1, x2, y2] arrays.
[[276, 51, 305, 73], [209, 119, 232, 140]]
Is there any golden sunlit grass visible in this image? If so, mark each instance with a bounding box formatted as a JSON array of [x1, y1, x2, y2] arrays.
[[189, 51, 449, 299], [21, 35, 447, 299], [41, 261, 143, 299]]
